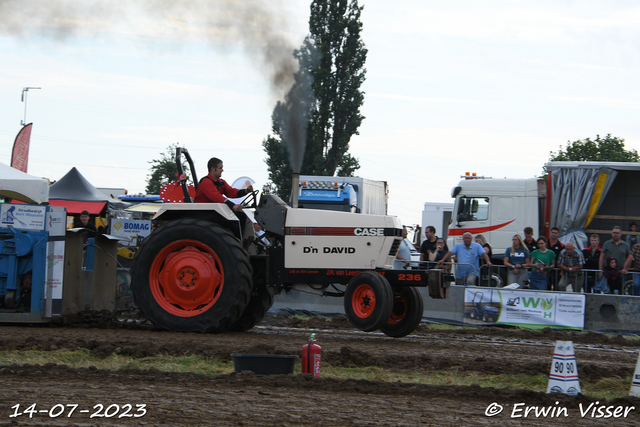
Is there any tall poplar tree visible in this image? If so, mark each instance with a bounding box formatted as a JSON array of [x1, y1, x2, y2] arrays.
[[263, 0, 367, 200]]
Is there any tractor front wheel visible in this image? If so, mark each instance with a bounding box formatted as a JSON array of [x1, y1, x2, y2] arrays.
[[344, 271, 393, 332]]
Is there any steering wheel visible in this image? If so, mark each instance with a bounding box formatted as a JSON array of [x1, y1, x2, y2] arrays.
[[242, 190, 259, 208]]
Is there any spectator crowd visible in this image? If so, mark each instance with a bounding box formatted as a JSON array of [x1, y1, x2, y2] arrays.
[[400, 223, 640, 295]]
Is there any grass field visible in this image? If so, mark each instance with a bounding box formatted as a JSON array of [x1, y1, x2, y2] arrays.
[[0, 349, 631, 400]]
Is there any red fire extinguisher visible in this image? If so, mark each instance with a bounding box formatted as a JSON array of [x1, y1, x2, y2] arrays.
[[302, 333, 321, 377]]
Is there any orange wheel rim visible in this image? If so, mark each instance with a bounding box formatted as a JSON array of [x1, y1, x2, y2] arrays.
[[386, 293, 408, 325], [351, 284, 376, 318], [149, 239, 223, 317]]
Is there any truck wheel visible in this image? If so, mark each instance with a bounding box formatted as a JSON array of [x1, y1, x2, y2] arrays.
[[379, 286, 424, 338], [228, 284, 275, 332], [469, 310, 477, 319], [131, 219, 252, 333], [344, 271, 393, 332], [490, 273, 503, 288], [482, 313, 489, 322]]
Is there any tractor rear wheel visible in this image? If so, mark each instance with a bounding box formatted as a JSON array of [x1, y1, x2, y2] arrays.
[[131, 218, 252, 333], [228, 284, 275, 332], [344, 271, 393, 332], [379, 286, 424, 338]]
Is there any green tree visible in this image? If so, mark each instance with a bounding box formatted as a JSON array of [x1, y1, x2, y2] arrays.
[[548, 134, 639, 164], [145, 143, 189, 194], [263, 0, 367, 200], [543, 134, 639, 176]]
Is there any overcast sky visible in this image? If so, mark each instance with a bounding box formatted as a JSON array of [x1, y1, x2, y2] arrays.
[[1, 0, 639, 228]]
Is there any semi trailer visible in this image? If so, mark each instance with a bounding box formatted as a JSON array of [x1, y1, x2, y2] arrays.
[[447, 162, 640, 259]]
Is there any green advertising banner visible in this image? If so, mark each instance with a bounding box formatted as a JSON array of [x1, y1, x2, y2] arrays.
[[464, 288, 585, 330]]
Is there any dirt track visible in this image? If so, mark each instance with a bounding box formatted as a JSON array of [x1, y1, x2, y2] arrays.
[[0, 313, 639, 426]]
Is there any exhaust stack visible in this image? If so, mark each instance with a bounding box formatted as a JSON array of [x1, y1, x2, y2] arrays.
[[292, 173, 300, 208]]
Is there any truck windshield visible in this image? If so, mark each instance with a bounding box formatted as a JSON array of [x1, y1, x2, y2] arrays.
[[458, 197, 489, 221]]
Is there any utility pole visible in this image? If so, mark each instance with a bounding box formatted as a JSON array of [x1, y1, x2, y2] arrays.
[[21, 87, 41, 125]]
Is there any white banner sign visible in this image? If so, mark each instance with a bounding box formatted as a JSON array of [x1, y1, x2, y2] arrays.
[[0, 204, 46, 231], [464, 288, 585, 330], [46, 241, 65, 299], [46, 207, 67, 237], [110, 219, 151, 246]]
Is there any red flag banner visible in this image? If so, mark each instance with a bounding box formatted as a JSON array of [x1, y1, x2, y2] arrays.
[[11, 123, 32, 173]]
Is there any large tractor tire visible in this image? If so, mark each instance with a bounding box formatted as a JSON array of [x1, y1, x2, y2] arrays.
[[344, 271, 393, 332], [131, 218, 252, 333], [228, 284, 275, 332], [379, 286, 424, 338]]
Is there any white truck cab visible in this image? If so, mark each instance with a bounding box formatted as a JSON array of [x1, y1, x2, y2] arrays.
[[448, 177, 545, 261]]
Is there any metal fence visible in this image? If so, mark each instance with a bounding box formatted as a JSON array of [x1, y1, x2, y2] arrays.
[[397, 260, 638, 295]]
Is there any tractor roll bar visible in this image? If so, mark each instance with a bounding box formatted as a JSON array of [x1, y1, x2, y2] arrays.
[[175, 147, 199, 203]]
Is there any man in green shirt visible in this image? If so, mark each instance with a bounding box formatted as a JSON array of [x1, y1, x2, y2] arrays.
[[599, 226, 630, 282]]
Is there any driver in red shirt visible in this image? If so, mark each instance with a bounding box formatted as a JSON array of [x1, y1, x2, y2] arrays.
[[194, 157, 253, 210]]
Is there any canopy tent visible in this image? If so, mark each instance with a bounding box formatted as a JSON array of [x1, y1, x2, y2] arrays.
[[49, 167, 110, 215], [0, 161, 49, 204], [48, 200, 105, 215]]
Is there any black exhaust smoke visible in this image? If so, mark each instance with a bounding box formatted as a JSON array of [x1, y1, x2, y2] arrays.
[[1, 0, 319, 202], [291, 173, 300, 208]]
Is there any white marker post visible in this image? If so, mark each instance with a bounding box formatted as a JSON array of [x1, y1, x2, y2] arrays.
[[630, 352, 640, 397], [547, 340, 580, 396]]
